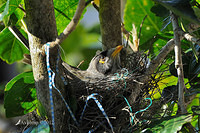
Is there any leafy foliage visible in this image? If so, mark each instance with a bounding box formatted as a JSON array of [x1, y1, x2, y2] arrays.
[[54, 0, 86, 35], [143, 114, 192, 133], [124, 0, 200, 132], [4, 71, 37, 118], [0, 27, 29, 64], [0, 0, 28, 64], [0, 0, 23, 26], [124, 0, 163, 46]]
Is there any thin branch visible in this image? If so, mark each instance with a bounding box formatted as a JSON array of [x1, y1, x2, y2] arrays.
[[138, 15, 147, 47], [171, 12, 187, 114], [144, 27, 200, 79], [145, 23, 200, 78], [188, 23, 200, 33], [46, 0, 86, 50], [179, 30, 200, 44], [145, 39, 175, 75]]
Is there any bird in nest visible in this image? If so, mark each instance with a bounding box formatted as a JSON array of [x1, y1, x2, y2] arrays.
[[62, 45, 123, 83]]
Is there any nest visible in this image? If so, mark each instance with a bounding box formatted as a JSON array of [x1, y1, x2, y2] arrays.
[[68, 52, 158, 132]]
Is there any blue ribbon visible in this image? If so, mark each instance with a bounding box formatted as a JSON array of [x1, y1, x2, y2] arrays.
[[131, 98, 152, 125], [45, 43, 56, 133], [112, 68, 129, 89], [45, 43, 79, 133], [80, 93, 114, 133]]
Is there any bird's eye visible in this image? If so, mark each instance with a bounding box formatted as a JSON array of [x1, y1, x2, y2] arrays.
[[99, 58, 105, 64]]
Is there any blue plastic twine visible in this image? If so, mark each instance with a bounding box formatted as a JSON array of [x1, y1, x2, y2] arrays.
[[80, 93, 114, 133], [45, 43, 56, 133], [51, 73, 79, 126], [45, 43, 79, 132], [131, 98, 152, 125], [54, 51, 79, 125], [123, 96, 134, 124], [112, 68, 129, 89]]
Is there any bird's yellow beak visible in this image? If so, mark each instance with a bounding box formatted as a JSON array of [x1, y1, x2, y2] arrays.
[[111, 45, 123, 57]]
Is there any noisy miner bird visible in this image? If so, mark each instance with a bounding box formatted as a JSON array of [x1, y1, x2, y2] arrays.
[[62, 45, 123, 83]]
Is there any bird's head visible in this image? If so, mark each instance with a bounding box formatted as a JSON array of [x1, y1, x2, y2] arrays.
[[87, 45, 123, 75]]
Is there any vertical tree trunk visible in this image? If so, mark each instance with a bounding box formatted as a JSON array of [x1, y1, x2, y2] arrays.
[[24, 0, 68, 131], [99, 0, 122, 50]]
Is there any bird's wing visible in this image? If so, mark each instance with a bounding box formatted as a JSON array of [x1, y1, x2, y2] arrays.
[[62, 62, 104, 83]]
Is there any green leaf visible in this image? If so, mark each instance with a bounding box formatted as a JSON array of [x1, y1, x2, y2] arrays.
[[36, 100, 47, 119], [0, 0, 9, 21], [143, 114, 192, 133], [54, 0, 86, 35], [0, 27, 29, 64], [8, 0, 22, 14], [4, 71, 37, 118], [191, 106, 200, 115], [0, 0, 23, 23], [124, 0, 163, 45]]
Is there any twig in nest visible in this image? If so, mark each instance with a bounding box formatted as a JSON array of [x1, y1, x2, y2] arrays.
[[131, 23, 139, 52], [77, 60, 85, 68]]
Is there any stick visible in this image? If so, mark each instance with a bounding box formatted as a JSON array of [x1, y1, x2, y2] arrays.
[[171, 12, 187, 114], [145, 39, 175, 75], [45, 0, 86, 50]]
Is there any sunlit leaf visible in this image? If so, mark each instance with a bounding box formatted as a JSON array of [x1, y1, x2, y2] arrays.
[[0, 0, 23, 24], [0, 27, 29, 64], [124, 0, 163, 46], [143, 114, 192, 133], [54, 0, 86, 34], [36, 100, 47, 119], [0, 0, 9, 21]]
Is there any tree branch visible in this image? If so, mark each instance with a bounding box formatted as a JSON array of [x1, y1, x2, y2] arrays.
[[171, 12, 187, 114], [146, 27, 200, 76], [179, 30, 200, 44], [46, 0, 86, 50], [145, 39, 175, 75]]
